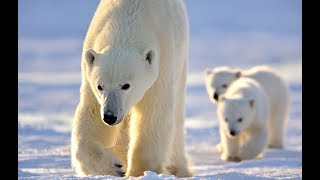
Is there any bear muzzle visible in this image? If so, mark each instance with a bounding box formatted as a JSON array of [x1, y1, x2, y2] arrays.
[[229, 130, 237, 136], [226, 128, 239, 138]]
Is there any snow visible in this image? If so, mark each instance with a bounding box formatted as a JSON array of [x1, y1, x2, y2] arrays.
[[18, 0, 301, 179]]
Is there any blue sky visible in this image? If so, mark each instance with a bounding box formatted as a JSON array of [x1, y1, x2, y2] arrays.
[[18, 0, 301, 37], [18, 0, 301, 71]]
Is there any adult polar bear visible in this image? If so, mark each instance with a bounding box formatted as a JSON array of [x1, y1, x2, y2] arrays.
[[71, 0, 192, 178]]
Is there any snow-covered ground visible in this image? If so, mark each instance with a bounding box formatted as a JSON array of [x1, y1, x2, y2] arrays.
[[18, 0, 301, 179]]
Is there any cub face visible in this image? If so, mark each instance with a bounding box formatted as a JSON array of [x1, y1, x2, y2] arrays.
[[217, 97, 255, 138], [204, 67, 241, 103]]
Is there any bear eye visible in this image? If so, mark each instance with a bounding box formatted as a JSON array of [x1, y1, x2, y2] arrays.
[[222, 84, 228, 88], [237, 118, 243, 122], [97, 85, 103, 91], [121, 84, 130, 90], [225, 118, 228, 122]]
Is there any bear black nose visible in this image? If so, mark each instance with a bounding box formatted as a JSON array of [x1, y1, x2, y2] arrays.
[[103, 112, 117, 125], [230, 130, 237, 136], [213, 92, 219, 101]]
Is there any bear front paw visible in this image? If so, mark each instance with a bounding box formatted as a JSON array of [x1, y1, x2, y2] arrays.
[[220, 153, 241, 162], [114, 163, 125, 177], [227, 156, 241, 162], [216, 143, 223, 153], [106, 156, 125, 177], [220, 153, 229, 161]]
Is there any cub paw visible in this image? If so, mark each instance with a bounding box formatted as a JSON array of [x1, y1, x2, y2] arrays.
[[220, 153, 241, 162]]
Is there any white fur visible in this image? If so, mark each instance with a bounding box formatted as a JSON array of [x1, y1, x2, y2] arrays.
[[71, 0, 192, 177], [217, 77, 269, 161], [205, 65, 289, 148]]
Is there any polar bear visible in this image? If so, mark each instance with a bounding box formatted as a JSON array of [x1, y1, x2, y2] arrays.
[[71, 0, 192, 178], [205, 65, 289, 149], [217, 77, 270, 161]]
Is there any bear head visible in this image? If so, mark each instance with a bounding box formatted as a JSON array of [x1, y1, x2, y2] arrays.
[[84, 47, 159, 126], [204, 67, 241, 103], [217, 96, 256, 138]]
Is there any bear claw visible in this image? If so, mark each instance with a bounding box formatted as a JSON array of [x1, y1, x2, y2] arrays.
[[114, 163, 123, 168], [116, 170, 125, 177]]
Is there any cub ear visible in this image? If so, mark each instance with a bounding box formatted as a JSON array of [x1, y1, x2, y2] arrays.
[[235, 71, 241, 79], [85, 49, 97, 66], [205, 68, 212, 76], [145, 49, 155, 65], [249, 99, 255, 108]]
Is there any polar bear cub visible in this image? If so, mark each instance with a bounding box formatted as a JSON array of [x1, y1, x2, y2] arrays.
[[217, 77, 269, 161], [205, 65, 289, 148]]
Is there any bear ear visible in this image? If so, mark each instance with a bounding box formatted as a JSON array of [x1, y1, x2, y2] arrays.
[[205, 68, 212, 76], [85, 49, 97, 66], [235, 71, 241, 79], [145, 50, 155, 65], [249, 99, 255, 108]]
